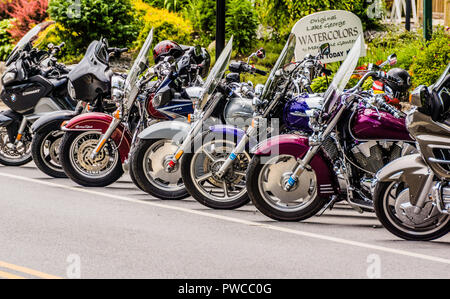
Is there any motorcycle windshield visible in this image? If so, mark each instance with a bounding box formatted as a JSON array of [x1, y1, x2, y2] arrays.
[[5, 21, 54, 66], [321, 34, 363, 115], [433, 63, 450, 91], [260, 33, 296, 101], [125, 28, 154, 102], [199, 36, 233, 109]]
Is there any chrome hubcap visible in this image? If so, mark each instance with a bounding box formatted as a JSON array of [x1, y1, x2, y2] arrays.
[[70, 132, 119, 177], [258, 155, 317, 212], [190, 140, 249, 203], [143, 139, 184, 191]]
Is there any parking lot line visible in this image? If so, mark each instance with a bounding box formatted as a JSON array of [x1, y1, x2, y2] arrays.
[[0, 261, 61, 279], [0, 270, 26, 279], [0, 171, 449, 266]]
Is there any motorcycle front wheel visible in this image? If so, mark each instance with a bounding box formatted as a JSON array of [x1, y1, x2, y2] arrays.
[[31, 123, 66, 178], [246, 154, 326, 221], [130, 138, 188, 200], [60, 131, 123, 187], [181, 132, 250, 209], [0, 126, 32, 166], [373, 181, 450, 241]]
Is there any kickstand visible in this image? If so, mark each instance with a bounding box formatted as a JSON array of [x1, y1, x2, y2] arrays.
[[317, 196, 338, 216]]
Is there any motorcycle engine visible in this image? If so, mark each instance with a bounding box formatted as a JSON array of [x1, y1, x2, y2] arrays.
[[350, 141, 416, 174]]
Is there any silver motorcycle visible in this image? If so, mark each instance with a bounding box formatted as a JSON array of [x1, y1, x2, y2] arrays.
[[372, 63, 450, 241]]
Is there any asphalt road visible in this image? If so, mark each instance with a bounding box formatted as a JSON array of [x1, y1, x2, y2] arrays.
[[0, 162, 449, 279]]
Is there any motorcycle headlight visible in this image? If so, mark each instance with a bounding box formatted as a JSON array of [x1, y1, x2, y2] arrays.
[[111, 75, 125, 90], [2, 71, 16, 85], [111, 89, 124, 102], [152, 93, 162, 107], [68, 80, 76, 100]]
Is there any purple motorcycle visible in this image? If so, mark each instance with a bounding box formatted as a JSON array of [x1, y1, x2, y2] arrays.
[[245, 35, 417, 221], [179, 34, 332, 209]]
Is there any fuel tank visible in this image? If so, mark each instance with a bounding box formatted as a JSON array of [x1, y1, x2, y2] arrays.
[[351, 108, 412, 141], [283, 94, 323, 132]]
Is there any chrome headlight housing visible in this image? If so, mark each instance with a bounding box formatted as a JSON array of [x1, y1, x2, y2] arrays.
[[67, 80, 76, 100], [111, 75, 126, 102], [2, 71, 16, 85]]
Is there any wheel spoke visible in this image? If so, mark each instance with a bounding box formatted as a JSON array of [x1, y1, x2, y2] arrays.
[[202, 146, 216, 162], [234, 170, 246, 177], [222, 181, 229, 199], [196, 172, 213, 183]]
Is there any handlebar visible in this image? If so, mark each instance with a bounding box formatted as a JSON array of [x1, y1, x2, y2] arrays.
[[373, 96, 403, 118], [229, 61, 267, 76], [108, 47, 129, 58]]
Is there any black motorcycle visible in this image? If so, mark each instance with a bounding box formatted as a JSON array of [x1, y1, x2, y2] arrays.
[[0, 22, 74, 166], [30, 37, 127, 178]]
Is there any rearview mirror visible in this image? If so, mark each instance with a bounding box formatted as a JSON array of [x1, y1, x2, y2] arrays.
[[319, 43, 330, 56], [256, 48, 265, 59], [388, 54, 397, 66]]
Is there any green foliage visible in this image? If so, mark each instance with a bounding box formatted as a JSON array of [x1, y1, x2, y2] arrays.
[[34, 23, 83, 63], [363, 28, 423, 70], [133, 0, 193, 49], [410, 28, 450, 87], [183, 0, 216, 45], [48, 0, 139, 55], [0, 18, 14, 61], [144, 0, 189, 12], [183, 0, 258, 54], [225, 0, 258, 54]]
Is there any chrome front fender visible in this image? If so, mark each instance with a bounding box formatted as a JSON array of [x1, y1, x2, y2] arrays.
[[138, 120, 190, 144]]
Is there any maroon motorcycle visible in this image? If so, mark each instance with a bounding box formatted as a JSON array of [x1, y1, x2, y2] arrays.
[[246, 35, 417, 221]]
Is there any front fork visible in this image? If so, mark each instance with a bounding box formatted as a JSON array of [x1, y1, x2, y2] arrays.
[[166, 118, 204, 170], [15, 117, 28, 144], [90, 112, 122, 159], [14, 115, 40, 144], [285, 104, 346, 191], [215, 125, 257, 178]]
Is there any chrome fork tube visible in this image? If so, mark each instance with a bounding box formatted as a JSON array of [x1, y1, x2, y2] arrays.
[[167, 118, 204, 169], [285, 104, 346, 191], [216, 125, 256, 178], [90, 117, 122, 159], [14, 117, 28, 144]]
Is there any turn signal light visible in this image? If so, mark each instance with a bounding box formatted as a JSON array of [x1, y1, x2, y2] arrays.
[[174, 150, 184, 160], [187, 114, 192, 123]]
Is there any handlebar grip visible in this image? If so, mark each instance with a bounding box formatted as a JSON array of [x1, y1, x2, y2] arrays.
[[305, 85, 313, 94], [254, 68, 267, 76]]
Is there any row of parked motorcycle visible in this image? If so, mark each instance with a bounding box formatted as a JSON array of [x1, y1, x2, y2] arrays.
[[1, 21, 449, 241]]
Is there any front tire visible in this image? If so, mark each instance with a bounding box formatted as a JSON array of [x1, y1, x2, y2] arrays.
[[31, 123, 66, 178], [60, 131, 123, 187], [181, 132, 250, 209], [373, 181, 450, 241], [246, 155, 326, 221], [130, 138, 188, 200], [0, 127, 32, 166]]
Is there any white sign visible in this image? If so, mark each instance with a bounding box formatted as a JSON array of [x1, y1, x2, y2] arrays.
[[291, 10, 366, 63]]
